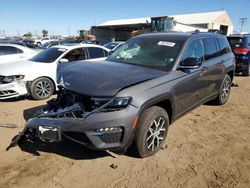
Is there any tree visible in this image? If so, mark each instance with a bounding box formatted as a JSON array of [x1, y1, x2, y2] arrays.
[[42, 29, 48, 37], [23, 32, 33, 37]]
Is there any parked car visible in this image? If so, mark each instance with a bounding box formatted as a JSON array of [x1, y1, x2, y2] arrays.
[[0, 44, 38, 65], [104, 41, 125, 50], [11, 32, 235, 157], [0, 44, 110, 100], [33, 37, 52, 46], [41, 40, 63, 48], [227, 34, 250, 76]]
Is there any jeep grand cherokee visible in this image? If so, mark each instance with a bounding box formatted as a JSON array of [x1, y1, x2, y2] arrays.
[[9, 32, 235, 158]]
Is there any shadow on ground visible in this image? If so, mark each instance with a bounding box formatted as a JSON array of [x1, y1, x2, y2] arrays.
[[17, 138, 115, 160]]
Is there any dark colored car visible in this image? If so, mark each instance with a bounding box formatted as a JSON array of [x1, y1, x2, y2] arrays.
[[227, 35, 250, 76], [10, 32, 235, 158]]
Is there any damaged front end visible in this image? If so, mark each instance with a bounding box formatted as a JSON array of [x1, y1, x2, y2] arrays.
[[7, 87, 135, 151]]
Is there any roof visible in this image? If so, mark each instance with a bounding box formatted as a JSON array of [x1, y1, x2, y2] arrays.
[[98, 11, 230, 27], [135, 32, 224, 41], [99, 17, 151, 27], [52, 43, 110, 51], [171, 11, 228, 24], [0, 43, 35, 52]]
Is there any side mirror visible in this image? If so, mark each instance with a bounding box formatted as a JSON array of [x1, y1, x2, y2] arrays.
[[179, 57, 202, 69], [59, 58, 69, 64]]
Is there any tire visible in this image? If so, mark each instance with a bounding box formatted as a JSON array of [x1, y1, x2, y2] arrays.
[[242, 65, 250, 76], [30, 77, 54, 100], [213, 74, 232, 105], [134, 106, 169, 158], [37, 42, 41, 46]]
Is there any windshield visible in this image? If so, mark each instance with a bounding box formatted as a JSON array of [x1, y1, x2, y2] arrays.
[[30, 47, 66, 63], [227, 37, 246, 48], [107, 37, 183, 71]]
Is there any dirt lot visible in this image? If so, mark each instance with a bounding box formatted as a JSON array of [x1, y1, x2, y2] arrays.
[[0, 76, 249, 188]]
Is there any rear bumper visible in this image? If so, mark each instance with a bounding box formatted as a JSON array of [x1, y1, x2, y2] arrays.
[[235, 63, 248, 72], [0, 81, 28, 99], [23, 105, 139, 150], [235, 56, 249, 72]]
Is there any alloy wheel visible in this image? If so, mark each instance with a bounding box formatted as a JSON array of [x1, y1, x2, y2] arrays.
[[146, 116, 167, 151], [35, 80, 52, 98], [221, 78, 230, 103]]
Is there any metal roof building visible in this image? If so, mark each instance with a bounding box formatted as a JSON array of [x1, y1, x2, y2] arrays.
[[91, 10, 233, 41]]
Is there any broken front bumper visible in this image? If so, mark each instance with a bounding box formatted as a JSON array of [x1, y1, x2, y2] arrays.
[[0, 81, 28, 99], [18, 104, 139, 150]]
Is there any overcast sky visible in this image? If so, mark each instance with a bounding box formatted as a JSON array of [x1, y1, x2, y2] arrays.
[[0, 0, 249, 36]]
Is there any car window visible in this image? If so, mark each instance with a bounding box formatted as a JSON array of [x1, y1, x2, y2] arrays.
[[30, 47, 66, 63], [108, 38, 183, 71], [181, 39, 204, 63], [227, 37, 245, 48], [248, 36, 250, 47], [0, 46, 23, 55], [203, 38, 218, 60], [87, 47, 106, 58], [63, 48, 86, 62], [217, 37, 231, 55]]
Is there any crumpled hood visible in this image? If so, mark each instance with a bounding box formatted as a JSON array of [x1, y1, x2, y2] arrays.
[[58, 60, 166, 96]]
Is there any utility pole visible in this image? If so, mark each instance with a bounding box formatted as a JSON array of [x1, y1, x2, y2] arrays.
[[239, 18, 247, 33]]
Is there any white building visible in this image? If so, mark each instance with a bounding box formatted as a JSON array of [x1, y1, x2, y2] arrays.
[[91, 10, 234, 40]]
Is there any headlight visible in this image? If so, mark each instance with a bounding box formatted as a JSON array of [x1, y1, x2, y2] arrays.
[[3, 75, 25, 83], [91, 97, 132, 111]]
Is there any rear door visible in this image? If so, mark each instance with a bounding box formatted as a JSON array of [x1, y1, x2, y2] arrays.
[[86, 47, 109, 61], [197, 37, 224, 100], [0, 46, 24, 64]]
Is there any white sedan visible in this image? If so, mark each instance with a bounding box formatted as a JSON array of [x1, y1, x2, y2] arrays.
[[0, 44, 38, 65], [0, 43, 110, 100]]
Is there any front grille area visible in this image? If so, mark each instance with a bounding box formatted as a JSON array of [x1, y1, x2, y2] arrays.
[[39, 128, 60, 141], [62, 131, 91, 145], [0, 90, 18, 97], [98, 132, 123, 144]]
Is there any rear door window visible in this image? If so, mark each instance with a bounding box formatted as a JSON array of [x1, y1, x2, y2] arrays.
[[203, 38, 218, 60], [0, 46, 23, 55], [87, 47, 106, 58]]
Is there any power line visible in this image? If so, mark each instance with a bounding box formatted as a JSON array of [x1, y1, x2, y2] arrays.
[[239, 18, 247, 33]]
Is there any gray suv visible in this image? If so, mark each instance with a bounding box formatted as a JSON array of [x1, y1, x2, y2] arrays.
[[10, 32, 235, 158]]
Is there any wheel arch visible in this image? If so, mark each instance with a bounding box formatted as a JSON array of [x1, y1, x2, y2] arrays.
[[227, 70, 234, 82], [134, 94, 174, 137]]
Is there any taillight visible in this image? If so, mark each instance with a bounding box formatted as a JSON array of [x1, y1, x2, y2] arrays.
[[233, 48, 249, 55]]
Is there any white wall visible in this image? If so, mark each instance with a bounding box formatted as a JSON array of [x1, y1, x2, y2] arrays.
[[173, 23, 208, 32]]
